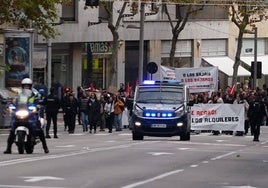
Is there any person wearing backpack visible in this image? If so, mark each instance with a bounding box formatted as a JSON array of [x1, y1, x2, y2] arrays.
[[247, 94, 267, 142]]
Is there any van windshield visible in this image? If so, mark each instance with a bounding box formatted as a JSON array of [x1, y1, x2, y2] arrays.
[[136, 87, 184, 104]]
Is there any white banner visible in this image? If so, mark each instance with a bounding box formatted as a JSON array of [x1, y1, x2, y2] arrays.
[[160, 65, 176, 80], [175, 67, 218, 93], [190, 104, 245, 132]]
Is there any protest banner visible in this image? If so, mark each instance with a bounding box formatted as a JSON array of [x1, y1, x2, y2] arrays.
[[190, 103, 245, 132], [175, 67, 218, 93]]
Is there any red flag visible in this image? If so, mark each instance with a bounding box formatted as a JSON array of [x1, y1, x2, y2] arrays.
[[229, 84, 235, 95], [125, 82, 130, 98], [90, 83, 95, 92]]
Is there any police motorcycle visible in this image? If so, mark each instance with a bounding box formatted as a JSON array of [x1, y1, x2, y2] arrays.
[[8, 88, 45, 154]]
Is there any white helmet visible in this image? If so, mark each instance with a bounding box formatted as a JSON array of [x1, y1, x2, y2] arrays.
[[21, 78, 33, 88]]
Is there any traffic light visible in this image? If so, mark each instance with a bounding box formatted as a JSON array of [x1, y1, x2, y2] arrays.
[[85, 0, 99, 6], [250, 61, 262, 79]]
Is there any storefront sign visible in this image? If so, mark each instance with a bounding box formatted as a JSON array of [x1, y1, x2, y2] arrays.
[[88, 42, 112, 54], [190, 103, 244, 132]]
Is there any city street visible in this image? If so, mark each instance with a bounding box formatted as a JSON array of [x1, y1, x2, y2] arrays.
[[0, 121, 268, 188]]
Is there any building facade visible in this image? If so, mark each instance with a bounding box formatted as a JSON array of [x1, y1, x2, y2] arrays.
[[3, 1, 266, 91]]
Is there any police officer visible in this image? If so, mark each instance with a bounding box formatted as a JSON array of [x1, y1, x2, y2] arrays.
[[247, 94, 267, 142], [3, 78, 49, 154], [43, 87, 61, 138]]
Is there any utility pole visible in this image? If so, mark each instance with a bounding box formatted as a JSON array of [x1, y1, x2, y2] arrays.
[[253, 27, 257, 90], [47, 39, 52, 91], [138, 3, 145, 84]]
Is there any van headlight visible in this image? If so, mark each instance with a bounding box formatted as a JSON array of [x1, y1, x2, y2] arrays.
[[175, 106, 185, 117], [133, 106, 143, 117]]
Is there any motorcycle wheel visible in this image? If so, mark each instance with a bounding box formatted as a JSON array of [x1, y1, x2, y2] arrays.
[[25, 136, 34, 154], [17, 131, 25, 154]]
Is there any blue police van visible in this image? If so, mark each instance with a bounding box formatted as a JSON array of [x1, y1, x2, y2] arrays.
[[131, 80, 191, 141]]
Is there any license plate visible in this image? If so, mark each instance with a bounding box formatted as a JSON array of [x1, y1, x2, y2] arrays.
[[151, 124, 167, 128]]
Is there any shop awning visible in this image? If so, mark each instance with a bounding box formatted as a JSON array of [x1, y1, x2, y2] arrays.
[[202, 56, 251, 77], [241, 56, 268, 75]]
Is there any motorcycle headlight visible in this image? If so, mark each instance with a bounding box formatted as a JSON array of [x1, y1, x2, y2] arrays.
[[15, 109, 30, 119]]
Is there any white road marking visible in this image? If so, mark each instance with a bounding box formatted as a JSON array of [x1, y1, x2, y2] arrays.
[[0, 142, 147, 167], [95, 133, 109, 136], [56, 145, 75, 148], [119, 133, 132, 136], [20, 176, 64, 182], [147, 152, 174, 156], [222, 186, 257, 188], [211, 151, 237, 161], [0, 185, 66, 188], [178, 148, 191, 150], [190, 164, 199, 168], [171, 141, 246, 147], [70, 133, 84, 136], [121, 169, 184, 188]]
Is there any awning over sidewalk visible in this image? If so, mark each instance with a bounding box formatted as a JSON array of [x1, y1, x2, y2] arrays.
[[241, 56, 268, 75], [202, 56, 251, 77]]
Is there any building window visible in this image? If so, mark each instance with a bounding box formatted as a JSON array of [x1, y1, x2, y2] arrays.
[[62, 0, 78, 22], [178, 5, 228, 20], [99, 6, 109, 21]]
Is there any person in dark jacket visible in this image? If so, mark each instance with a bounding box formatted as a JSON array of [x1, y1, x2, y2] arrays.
[[77, 86, 84, 125], [247, 94, 267, 141], [88, 92, 101, 133], [43, 87, 61, 138], [62, 92, 78, 134], [61, 87, 72, 131], [104, 95, 114, 133], [78, 91, 89, 132]]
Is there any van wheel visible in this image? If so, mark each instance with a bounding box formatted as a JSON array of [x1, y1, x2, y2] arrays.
[[180, 131, 190, 141], [132, 132, 144, 140]]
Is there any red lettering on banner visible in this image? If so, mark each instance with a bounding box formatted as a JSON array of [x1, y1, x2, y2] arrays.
[[196, 109, 217, 116], [185, 78, 193, 82]]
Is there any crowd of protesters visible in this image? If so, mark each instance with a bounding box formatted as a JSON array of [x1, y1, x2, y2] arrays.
[[36, 80, 268, 142], [51, 83, 134, 134], [188, 83, 268, 141]]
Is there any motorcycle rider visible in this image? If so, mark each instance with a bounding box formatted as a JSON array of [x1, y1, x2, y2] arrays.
[[3, 78, 49, 154]]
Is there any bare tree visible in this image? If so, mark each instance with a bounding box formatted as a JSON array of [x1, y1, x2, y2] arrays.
[[102, 2, 128, 87], [164, 4, 203, 67], [229, 2, 266, 89]]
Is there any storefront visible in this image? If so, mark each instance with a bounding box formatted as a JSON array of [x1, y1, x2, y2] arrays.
[[82, 42, 112, 90]]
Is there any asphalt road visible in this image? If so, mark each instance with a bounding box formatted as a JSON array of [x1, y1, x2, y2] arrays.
[[0, 123, 268, 188]]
